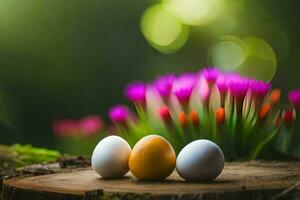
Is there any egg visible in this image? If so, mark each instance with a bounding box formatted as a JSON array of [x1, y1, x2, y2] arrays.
[[176, 139, 224, 181], [129, 135, 176, 181], [91, 135, 131, 178]]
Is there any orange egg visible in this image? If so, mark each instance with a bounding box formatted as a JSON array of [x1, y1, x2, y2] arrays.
[[128, 135, 176, 181]]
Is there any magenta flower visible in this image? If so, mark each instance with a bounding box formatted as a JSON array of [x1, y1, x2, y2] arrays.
[[200, 67, 220, 84], [153, 74, 175, 98], [228, 76, 249, 101], [216, 75, 228, 95], [80, 116, 102, 136], [172, 73, 197, 103], [216, 73, 240, 95], [124, 81, 146, 103], [288, 89, 300, 108], [250, 80, 271, 97], [109, 105, 130, 124]]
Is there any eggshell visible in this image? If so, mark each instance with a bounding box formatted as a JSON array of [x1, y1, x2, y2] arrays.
[[176, 139, 224, 181], [91, 135, 131, 178], [129, 135, 176, 181]]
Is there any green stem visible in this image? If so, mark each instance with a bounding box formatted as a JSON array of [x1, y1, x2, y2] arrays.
[[249, 129, 278, 160]]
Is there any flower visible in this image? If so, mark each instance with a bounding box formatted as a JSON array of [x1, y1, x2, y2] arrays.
[[178, 111, 188, 126], [198, 75, 210, 103], [258, 103, 271, 119], [216, 73, 241, 95], [269, 89, 281, 104], [228, 76, 249, 101], [200, 67, 220, 84], [53, 116, 103, 137], [158, 105, 171, 121], [153, 74, 175, 98], [80, 116, 103, 136], [250, 80, 271, 97], [189, 110, 199, 126], [283, 109, 295, 123], [216, 75, 228, 95], [288, 89, 300, 108], [109, 105, 130, 124], [106, 66, 300, 160], [53, 119, 80, 136], [124, 81, 146, 103], [172, 73, 197, 103], [216, 108, 225, 124]]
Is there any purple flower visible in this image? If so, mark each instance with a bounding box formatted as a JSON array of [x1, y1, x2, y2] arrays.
[[200, 67, 220, 84], [124, 81, 146, 103], [250, 80, 271, 97], [153, 74, 175, 98], [109, 105, 130, 124], [172, 73, 197, 103], [288, 89, 300, 108], [228, 76, 250, 101]]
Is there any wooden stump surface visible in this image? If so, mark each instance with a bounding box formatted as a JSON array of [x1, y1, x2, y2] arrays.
[[2, 161, 300, 200]]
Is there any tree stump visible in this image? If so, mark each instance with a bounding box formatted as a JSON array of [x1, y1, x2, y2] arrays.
[[2, 161, 300, 200]]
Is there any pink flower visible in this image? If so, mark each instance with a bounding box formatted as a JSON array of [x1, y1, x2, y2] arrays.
[[200, 67, 220, 84], [153, 74, 175, 98], [172, 73, 197, 103], [53, 115, 103, 137], [124, 81, 147, 104], [288, 89, 300, 108], [109, 105, 130, 124], [53, 119, 80, 136], [80, 116, 103, 136], [228, 76, 250, 102], [250, 80, 271, 97], [216, 73, 241, 95], [216, 75, 228, 95], [198, 75, 211, 102]]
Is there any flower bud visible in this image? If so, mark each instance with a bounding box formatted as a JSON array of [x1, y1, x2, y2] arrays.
[[189, 110, 199, 126], [158, 105, 171, 121], [216, 108, 225, 124], [178, 111, 188, 126], [258, 103, 271, 119], [109, 105, 130, 124]]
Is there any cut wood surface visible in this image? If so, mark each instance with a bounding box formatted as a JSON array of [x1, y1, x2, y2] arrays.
[[2, 161, 300, 200]]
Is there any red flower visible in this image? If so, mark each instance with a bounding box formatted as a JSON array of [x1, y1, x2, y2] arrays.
[[158, 105, 171, 121]]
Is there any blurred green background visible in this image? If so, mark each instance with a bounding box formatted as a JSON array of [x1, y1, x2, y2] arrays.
[[0, 0, 299, 150]]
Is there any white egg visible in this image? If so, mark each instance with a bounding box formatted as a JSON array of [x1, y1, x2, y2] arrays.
[[91, 135, 131, 178], [176, 139, 224, 181]]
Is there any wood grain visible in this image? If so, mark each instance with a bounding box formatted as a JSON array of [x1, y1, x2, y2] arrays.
[[2, 161, 300, 200]]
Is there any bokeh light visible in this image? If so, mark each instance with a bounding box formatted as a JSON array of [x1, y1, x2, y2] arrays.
[[209, 35, 277, 81], [209, 15, 238, 37], [140, 4, 189, 54], [208, 1, 244, 37], [165, 0, 224, 25], [248, 23, 290, 61], [237, 36, 277, 82], [208, 35, 247, 71]]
